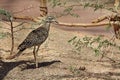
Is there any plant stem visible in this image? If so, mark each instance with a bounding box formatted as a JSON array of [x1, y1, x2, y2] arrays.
[[10, 17, 14, 55]]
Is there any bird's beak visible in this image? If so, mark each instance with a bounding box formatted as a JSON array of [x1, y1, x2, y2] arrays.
[[52, 20, 59, 24], [54, 20, 59, 24]]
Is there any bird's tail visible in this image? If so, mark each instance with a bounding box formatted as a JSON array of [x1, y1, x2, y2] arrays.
[[6, 50, 23, 59]]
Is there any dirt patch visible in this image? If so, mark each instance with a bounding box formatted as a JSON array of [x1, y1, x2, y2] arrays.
[[0, 21, 120, 80], [0, 0, 120, 80]]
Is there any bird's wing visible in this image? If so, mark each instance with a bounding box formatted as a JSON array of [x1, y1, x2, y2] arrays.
[[18, 27, 48, 50]]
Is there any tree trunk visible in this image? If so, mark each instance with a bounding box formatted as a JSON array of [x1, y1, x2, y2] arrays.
[[39, 0, 48, 17]]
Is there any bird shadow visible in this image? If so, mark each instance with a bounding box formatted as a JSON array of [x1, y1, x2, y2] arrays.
[[0, 60, 29, 80], [23, 60, 61, 70], [0, 60, 61, 80]]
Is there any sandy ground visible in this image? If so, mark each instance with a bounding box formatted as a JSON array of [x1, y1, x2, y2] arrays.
[[0, 0, 120, 80]]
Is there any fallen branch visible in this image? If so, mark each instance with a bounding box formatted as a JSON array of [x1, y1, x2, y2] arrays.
[[92, 14, 120, 23], [56, 21, 119, 27], [92, 16, 109, 23], [13, 16, 46, 22], [13, 16, 36, 22]]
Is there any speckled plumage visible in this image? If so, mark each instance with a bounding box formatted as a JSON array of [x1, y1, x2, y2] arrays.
[[7, 16, 58, 67], [14, 20, 51, 58], [18, 25, 49, 51]]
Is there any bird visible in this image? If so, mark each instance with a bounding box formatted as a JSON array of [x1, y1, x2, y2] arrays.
[[6, 16, 58, 68]]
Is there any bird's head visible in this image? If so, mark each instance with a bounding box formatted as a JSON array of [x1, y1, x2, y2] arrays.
[[45, 16, 58, 24]]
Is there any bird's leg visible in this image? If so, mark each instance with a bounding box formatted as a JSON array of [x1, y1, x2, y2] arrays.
[[33, 46, 36, 54], [33, 45, 40, 68], [36, 45, 40, 54], [34, 45, 40, 68], [33, 46, 38, 68]]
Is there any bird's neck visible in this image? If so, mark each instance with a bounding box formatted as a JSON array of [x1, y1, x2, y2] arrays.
[[43, 22, 51, 31]]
